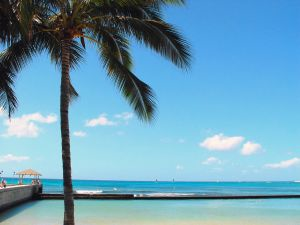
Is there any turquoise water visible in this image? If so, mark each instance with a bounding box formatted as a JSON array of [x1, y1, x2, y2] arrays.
[[1, 199, 300, 225], [2, 179, 299, 224], [5, 178, 300, 196]]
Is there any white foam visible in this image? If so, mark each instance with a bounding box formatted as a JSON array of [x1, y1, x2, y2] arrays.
[[75, 190, 103, 194], [134, 193, 196, 197]]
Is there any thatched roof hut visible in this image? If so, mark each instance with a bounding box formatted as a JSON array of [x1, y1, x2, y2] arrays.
[[16, 169, 41, 176], [15, 169, 41, 185]]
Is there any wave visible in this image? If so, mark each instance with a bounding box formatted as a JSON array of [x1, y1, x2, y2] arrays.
[[75, 190, 103, 194], [134, 193, 198, 197]]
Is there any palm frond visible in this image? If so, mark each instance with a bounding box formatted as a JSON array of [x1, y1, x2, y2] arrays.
[[0, 36, 42, 117], [44, 36, 85, 69], [19, 0, 36, 40], [0, 1, 21, 45], [103, 17, 191, 69], [0, 62, 17, 117], [151, 0, 185, 5], [0, 40, 37, 73], [69, 81, 79, 102], [88, 26, 155, 121], [98, 36, 156, 121], [88, 1, 162, 21], [91, 26, 132, 69]]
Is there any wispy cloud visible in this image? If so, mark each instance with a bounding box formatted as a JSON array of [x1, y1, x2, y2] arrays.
[[115, 112, 134, 121], [0, 154, 30, 163], [85, 112, 134, 127], [199, 133, 244, 151], [265, 157, 300, 169], [73, 131, 87, 137], [176, 165, 184, 170], [202, 157, 222, 165], [241, 141, 262, 156], [115, 112, 134, 125], [86, 114, 116, 127], [2, 113, 57, 138]]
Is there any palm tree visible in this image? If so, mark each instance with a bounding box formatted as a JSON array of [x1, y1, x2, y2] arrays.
[[0, 1, 191, 225], [0, 0, 19, 116]]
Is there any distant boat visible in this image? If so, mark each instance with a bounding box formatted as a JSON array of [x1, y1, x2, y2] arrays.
[[75, 190, 103, 194]]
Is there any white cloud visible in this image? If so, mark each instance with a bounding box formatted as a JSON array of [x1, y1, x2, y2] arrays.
[[2, 113, 57, 138], [86, 114, 116, 127], [0, 154, 30, 163], [73, 131, 87, 137], [241, 141, 262, 156], [199, 133, 244, 151], [24, 113, 57, 123], [265, 157, 300, 169], [202, 157, 222, 165], [115, 112, 134, 121], [115, 112, 134, 125], [176, 165, 184, 170], [86, 112, 134, 127]]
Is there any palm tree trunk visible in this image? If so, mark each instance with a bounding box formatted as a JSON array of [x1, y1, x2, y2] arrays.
[[60, 39, 75, 225]]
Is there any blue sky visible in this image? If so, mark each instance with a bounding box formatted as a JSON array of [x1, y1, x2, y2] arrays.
[[0, 0, 300, 181]]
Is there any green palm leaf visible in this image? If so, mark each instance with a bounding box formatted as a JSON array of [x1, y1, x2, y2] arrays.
[[92, 26, 155, 120], [0, 63, 17, 117]]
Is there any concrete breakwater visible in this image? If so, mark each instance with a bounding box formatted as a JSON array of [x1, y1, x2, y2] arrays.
[[0, 185, 41, 211], [38, 193, 300, 200], [2, 187, 300, 211]]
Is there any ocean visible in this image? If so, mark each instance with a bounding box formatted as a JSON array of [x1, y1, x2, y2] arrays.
[[5, 178, 300, 196], [1, 179, 300, 225]]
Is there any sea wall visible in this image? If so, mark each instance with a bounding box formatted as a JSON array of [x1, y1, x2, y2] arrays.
[[39, 193, 300, 200], [0, 185, 41, 211]]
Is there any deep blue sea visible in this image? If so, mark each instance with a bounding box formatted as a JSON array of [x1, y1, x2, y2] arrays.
[[5, 178, 300, 196]]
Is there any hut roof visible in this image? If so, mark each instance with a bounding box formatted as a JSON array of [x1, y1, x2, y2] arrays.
[[16, 169, 41, 176]]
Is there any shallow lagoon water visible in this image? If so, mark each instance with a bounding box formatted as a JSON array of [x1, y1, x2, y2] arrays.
[[1, 199, 300, 225]]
